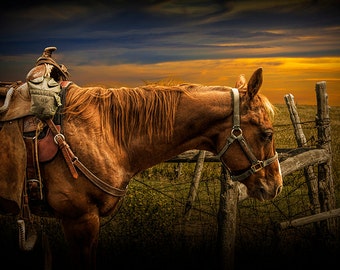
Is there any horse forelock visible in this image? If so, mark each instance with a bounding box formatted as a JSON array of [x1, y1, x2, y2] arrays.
[[240, 92, 276, 125], [64, 84, 184, 146], [258, 93, 276, 121]]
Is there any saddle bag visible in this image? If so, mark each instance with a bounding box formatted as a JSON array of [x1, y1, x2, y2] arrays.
[[28, 76, 62, 119]]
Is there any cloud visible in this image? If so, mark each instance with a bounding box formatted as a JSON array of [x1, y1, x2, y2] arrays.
[[1, 0, 339, 105], [2, 1, 339, 61]]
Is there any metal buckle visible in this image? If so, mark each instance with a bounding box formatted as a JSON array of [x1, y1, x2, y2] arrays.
[[231, 127, 242, 138], [251, 161, 264, 172], [53, 133, 65, 144]]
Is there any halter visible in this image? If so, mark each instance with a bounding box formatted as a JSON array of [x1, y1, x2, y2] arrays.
[[216, 88, 278, 182]]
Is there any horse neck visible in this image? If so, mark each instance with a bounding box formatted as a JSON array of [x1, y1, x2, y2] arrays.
[[128, 87, 233, 172]]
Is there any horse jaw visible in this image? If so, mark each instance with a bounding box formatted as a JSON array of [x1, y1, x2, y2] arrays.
[[243, 162, 283, 201]]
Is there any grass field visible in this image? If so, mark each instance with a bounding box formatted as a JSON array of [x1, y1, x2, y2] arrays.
[[0, 104, 339, 270]]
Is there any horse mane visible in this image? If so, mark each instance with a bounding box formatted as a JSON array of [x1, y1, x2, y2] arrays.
[[63, 83, 275, 146], [258, 93, 276, 120], [63, 84, 185, 146]]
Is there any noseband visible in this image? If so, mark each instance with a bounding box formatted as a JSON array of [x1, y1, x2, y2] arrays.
[[217, 88, 278, 182]]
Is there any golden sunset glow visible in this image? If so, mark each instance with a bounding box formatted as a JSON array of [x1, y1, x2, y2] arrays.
[[72, 57, 340, 105]]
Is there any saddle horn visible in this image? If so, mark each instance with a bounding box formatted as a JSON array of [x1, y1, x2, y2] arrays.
[[27, 46, 70, 82], [40, 46, 57, 58]]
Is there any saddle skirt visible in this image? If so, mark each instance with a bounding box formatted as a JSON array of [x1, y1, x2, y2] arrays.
[[0, 119, 26, 215]]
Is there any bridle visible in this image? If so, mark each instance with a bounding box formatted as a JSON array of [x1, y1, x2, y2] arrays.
[[216, 88, 278, 182]]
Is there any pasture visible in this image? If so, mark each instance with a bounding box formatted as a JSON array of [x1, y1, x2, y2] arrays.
[[0, 104, 339, 270]]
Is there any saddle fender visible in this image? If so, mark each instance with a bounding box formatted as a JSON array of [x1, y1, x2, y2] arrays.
[[0, 119, 26, 215]]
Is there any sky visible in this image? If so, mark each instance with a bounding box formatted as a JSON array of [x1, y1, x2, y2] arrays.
[[1, 0, 339, 105]]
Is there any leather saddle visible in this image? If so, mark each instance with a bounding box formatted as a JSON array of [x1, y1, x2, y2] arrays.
[[0, 46, 69, 122], [0, 47, 69, 215]]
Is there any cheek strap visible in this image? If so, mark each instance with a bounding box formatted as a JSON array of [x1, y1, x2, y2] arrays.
[[217, 88, 278, 182]]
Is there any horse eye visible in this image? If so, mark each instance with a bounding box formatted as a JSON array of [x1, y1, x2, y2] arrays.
[[261, 130, 273, 141]]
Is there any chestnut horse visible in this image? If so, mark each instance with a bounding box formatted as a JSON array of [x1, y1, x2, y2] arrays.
[[6, 67, 283, 269]]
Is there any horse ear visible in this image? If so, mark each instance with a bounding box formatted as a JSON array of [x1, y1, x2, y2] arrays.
[[235, 74, 247, 90], [247, 67, 263, 99]]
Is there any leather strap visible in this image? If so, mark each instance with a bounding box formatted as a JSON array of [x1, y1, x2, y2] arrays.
[[45, 119, 127, 197], [73, 158, 127, 197], [45, 119, 78, 178], [230, 152, 278, 181], [24, 134, 44, 201], [24, 137, 38, 181], [217, 88, 278, 182]]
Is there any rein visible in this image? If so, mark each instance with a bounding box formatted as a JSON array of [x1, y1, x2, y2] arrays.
[[45, 119, 127, 197], [217, 88, 278, 182]]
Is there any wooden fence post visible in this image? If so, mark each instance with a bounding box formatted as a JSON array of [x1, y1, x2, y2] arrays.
[[315, 81, 337, 232], [284, 94, 320, 215], [217, 166, 239, 270], [184, 150, 206, 219]]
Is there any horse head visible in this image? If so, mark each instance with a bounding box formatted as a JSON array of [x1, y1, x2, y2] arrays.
[[218, 68, 283, 201]]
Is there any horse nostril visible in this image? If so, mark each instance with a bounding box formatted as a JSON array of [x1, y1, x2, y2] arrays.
[[276, 185, 283, 195]]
